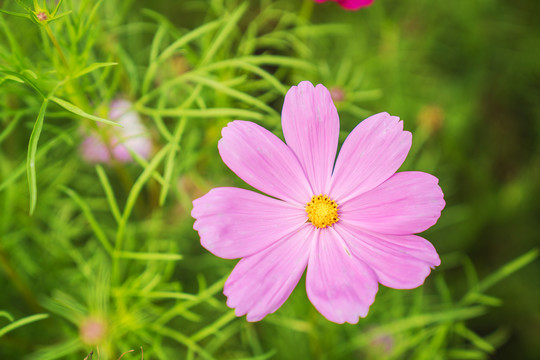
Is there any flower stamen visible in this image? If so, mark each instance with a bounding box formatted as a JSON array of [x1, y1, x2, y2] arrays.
[[305, 195, 339, 229]]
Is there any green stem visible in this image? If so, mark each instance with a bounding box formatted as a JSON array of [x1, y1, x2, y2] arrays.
[[299, 0, 314, 23], [43, 23, 70, 71], [0, 246, 42, 312]]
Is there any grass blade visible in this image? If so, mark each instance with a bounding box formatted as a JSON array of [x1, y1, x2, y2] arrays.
[[71, 62, 118, 79], [186, 74, 278, 116], [137, 106, 264, 121], [52, 0, 64, 16], [0, 9, 31, 19], [151, 325, 215, 360], [0, 69, 46, 98], [116, 251, 183, 261], [462, 248, 538, 304], [50, 97, 121, 127], [159, 116, 187, 206], [61, 187, 114, 255], [27, 99, 48, 215], [0, 311, 14, 322], [199, 3, 247, 66], [0, 313, 49, 338], [95, 165, 122, 224], [141, 19, 222, 94]]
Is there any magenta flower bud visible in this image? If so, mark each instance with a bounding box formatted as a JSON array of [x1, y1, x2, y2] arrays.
[[313, 0, 374, 11]]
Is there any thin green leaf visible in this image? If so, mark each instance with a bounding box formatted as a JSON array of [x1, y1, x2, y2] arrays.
[[52, 0, 64, 16], [241, 55, 314, 69], [133, 291, 196, 300], [0, 69, 45, 98], [455, 323, 495, 353], [463, 248, 538, 304], [28, 338, 82, 360], [137, 55, 309, 106], [27, 99, 48, 215], [464, 293, 503, 307], [0, 311, 14, 322], [50, 97, 121, 126], [151, 325, 215, 360], [1, 75, 24, 84], [157, 275, 228, 325], [0, 132, 61, 193], [447, 349, 487, 359], [435, 274, 453, 305], [14, 0, 33, 13], [141, 19, 222, 94], [116, 251, 183, 261], [159, 116, 187, 206], [122, 144, 171, 220], [72, 62, 117, 79], [340, 306, 487, 355], [236, 351, 277, 360], [265, 316, 313, 333], [114, 144, 171, 257], [0, 313, 49, 338], [0, 9, 31, 19], [48, 10, 72, 23], [200, 3, 247, 66], [138, 106, 264, 122], [476, 248, 538, 292], [20, 69, 38, 79], [78, 0, 104, 39], [186, 74, 278, 115], [149, 25, 168, 68], [128, 148, 167, 186], [61, 187, 114, 255], [95, 165, 122, 224], [190, 311, 237, 342], [0, 17, 26, 62]]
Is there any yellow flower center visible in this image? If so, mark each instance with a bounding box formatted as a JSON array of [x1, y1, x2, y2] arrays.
[[305, 195, 339, 229]]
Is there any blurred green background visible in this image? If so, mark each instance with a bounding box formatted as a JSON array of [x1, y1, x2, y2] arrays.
[[1, 0, 539, 359]]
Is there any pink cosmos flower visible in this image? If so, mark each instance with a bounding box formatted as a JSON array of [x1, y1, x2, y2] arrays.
[[314, 0, 374, 11], [80, 99, 152, 164], [192, 81, 444, 324]]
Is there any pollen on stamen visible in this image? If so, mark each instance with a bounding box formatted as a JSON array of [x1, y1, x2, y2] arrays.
[[305, 194, 339, 229], [36, 12, 48, 22]]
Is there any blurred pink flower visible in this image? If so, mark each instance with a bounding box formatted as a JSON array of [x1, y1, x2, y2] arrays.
[[79, 316, 107, 345], [314, 0, 374, 10], [192, 81, 444, 323], [80, 99, 152, 164]]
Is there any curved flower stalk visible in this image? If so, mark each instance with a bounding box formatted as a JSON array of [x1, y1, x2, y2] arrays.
[[192, 81, 445, 324], [80, 100, 152, 164], [314, 0, 374, 11]]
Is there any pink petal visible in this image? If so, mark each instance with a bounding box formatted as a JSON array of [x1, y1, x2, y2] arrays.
[[218, 121, 312, 205], [112, 143, 133, 162], [224, 225, 313, 321], [281, 81, 339, 194], [192, 187, 306, 259], [340, 171, 445, 235], [335, 223, 440, 289], [329, 112, 412, 203], [80, 136, 111, 163], [306, 228, 378, 324]]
